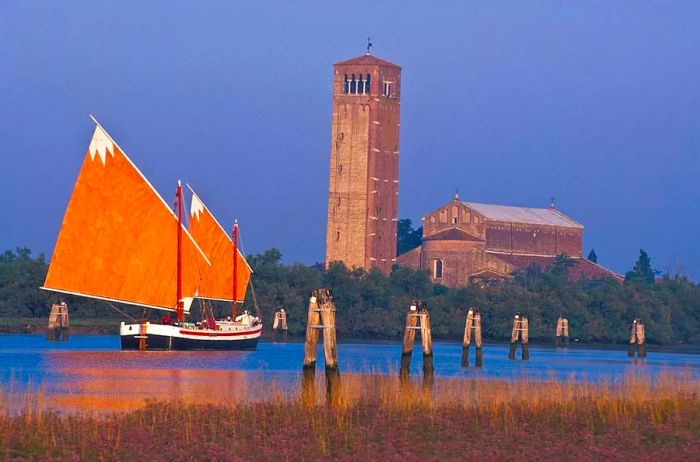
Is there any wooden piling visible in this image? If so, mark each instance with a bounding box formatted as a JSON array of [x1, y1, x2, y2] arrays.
[[301, 289, 342, 407], [555, 316, 569, 349], [273, 308, 288, 341], [400, 302, 419, 381], [628, 319, 647, 358], [521, 316, 529, 360], [420, 304, 434, 387], [509, 314, 529, 360], [46, 302, 70, 341], [462, 307, 483, 367], [399, 301, 434, 387], [303, 295, 321, 369]]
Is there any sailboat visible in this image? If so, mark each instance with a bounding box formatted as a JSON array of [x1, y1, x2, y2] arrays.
[[42, 117, 262, 350]]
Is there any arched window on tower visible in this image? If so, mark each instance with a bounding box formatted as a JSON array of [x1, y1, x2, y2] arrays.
[[365, 74, 371, 93], [350, 74, 357, 94], [433, 259, 443, 280]]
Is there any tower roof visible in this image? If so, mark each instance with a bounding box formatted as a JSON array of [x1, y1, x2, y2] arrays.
[[334, 54, 401, 69]]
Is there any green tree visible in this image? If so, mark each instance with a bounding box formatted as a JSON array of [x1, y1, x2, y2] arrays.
[[587, 249, 598, 263], [625, 249, 658, 285], [396, 218, 422, 255]]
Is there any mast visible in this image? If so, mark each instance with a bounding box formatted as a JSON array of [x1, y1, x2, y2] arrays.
[[176, 181, 183, 322], [232, 220, 239, 318]]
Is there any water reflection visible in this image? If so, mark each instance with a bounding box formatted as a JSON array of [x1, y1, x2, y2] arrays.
[[2, 335, 700, 412]]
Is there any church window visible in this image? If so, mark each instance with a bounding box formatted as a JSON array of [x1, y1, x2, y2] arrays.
[[365, 74, 371, 93], [344, 74, 349, 94], [358, 74, 364, 94], [433, 259, 443, 280], [336, 231, 341, 241], [452, 217, 458, 224], [350, 74, 357, 94], [338, 164, 343, 174], [382, 82, 392, 97], [474, 216, 480, 224], [430, 216, 436, 223]]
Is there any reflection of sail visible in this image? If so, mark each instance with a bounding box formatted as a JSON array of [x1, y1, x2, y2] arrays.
[[48, 363, 250, 412], [187, 186, 251, 302], [43, 122, 210, 312]]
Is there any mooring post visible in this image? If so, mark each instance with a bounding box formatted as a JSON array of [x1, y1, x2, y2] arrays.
[[508, 314, 520, 360], [46, 301, 70, 341], [301, 294, 321, 406], [273, 308, 288, 341], [318, 289, 342, 406], [636, 320, 646, 358], [628, 319, 646, 358], [474, 309, 483, 367], [555, 315, 569, 349], [400, 302, 419, 382], [461, 308, 474, 367], [138, 319, 148, 351], [420, 303, 434, 387], [521, 316, 529, 360], [462, 307, 483, 367]]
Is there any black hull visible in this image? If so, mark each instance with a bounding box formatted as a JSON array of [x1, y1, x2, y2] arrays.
[[120, 333, 259, 351]]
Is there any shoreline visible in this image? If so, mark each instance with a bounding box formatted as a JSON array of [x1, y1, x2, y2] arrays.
[[3, 323, 700, 355]]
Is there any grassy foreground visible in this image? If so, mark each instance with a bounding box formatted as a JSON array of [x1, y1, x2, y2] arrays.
[[2, 373, 700, 461]]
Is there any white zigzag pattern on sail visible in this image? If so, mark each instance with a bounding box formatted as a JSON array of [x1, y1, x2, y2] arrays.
[[88, 126, 115, 165], [190, 192, 205, 220]]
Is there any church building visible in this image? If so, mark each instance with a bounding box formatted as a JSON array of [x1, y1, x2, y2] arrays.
[[397, 194, 621, 286]]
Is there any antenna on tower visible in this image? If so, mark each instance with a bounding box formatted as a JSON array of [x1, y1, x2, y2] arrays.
[[366, 37, 373, 55]]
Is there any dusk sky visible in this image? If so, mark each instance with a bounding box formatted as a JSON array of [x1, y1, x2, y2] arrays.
[[2, 1, 699, 279]]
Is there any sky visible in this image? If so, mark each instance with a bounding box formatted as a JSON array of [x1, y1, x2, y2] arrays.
[[1, 1, 699, 279]]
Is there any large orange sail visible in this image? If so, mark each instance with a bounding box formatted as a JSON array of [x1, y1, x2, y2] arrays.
[[43, 122, 210, 312], [187, 186, 251, 302]]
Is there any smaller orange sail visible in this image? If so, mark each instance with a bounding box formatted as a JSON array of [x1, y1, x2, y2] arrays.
[[187, 186, 251, 302]]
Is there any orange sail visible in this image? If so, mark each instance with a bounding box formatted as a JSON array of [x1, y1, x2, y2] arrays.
[[187, 186, 251, 302], [43, 121, 210, 312]]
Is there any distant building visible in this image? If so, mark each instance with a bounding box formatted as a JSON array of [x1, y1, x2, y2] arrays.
[[325, 53, 401, 274], [398, 194, 621, 286]]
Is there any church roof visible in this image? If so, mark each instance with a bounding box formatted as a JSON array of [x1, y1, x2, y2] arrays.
[[334, 54, 401, 69], [462, 202, 583, 228]]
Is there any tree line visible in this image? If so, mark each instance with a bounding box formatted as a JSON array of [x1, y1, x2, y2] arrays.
[[1, 246, 699, 344]]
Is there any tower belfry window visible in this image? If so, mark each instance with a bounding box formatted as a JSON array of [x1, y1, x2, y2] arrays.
[[382, 82, 392, 97], [344, 74, 350, 94], [358, 74, 364, 94], [365, 74, 371, 93], [350, 74, 357, 94]]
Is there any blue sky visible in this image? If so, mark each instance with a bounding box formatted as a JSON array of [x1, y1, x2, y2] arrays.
[[1, 1, 699, 278]]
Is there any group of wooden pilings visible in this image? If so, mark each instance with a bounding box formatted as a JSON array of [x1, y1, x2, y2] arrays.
[[461, 307, 483, 367], [301, 289, 342, 407], [628, 318, 646, 358], [272, 308, 288, 341], [508, 314, 529, 360], [400, 301, 435, 386], [46, 302, 70, 341]]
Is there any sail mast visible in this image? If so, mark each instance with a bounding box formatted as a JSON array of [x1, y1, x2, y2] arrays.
[[232, 220, 239, 318], [176, 181, 184, 322]]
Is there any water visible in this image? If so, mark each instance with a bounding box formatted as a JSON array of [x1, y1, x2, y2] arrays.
[[1, 335, 699, 410]]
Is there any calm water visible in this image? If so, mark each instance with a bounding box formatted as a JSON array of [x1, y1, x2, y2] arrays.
[[1, 335, 699, 410]]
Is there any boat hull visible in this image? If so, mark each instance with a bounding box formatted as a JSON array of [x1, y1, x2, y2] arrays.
[[119, 322, 262, 351]]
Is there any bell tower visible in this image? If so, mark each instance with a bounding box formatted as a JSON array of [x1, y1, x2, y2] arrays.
[[325, 52, 401, 274]]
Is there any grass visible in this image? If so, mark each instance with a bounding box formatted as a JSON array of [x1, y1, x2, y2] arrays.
[[1, 372, 700, 461]]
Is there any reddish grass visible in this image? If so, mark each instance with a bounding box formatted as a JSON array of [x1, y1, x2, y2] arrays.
[[1, 373, 700, 461]]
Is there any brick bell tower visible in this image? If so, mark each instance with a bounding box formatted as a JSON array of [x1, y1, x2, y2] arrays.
[[325, 50, 401, 274]]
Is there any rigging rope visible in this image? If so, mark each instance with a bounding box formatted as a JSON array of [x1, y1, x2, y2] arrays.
[[237, 227, 262, 319]]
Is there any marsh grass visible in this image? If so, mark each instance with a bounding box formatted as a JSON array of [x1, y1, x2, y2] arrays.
[[2, 372, 700, 461]]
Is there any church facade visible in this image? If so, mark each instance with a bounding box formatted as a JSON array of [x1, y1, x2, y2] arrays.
[[397, 194, 620, 286]]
